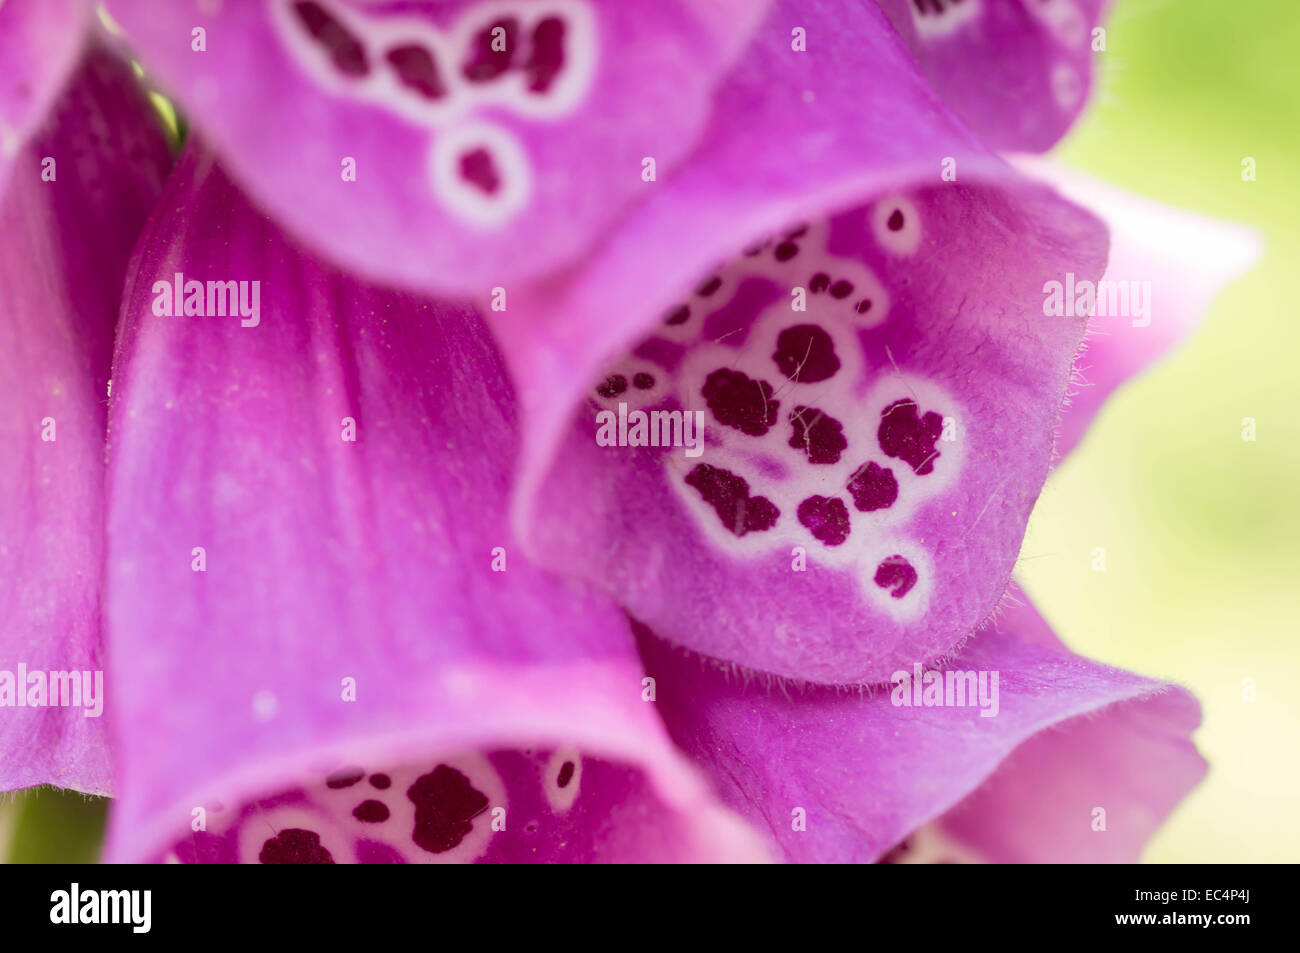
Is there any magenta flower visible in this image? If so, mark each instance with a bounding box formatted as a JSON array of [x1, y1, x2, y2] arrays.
[[1, 0, 1257, 863]]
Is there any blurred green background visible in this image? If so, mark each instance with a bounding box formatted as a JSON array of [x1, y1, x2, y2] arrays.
[[3, 0, 1297, 862], [1023, 0, 1300, 862]]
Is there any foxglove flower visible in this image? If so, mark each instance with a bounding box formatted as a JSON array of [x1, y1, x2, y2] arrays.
[[102, 0, 776, 291], [99, 151, 768, 863], [0, 0, 1258, 863], [97, 0, 1112, 290]]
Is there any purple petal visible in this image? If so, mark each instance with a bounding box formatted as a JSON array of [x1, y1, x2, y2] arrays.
[[160, 747, 768, 864], [101, 0, 771, 292], [1013, 158, 1262, 460], [639, 592, 1205, 863], [101, 149, 767, 863], [0, 46, 170, 795], [504, 1, 1107, 683], [0, 0, 88, 193], [874, 0, 1106, 151]]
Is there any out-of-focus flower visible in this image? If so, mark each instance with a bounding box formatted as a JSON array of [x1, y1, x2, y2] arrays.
[[0, 0, 87, 191], [102, 0, 777, 291], [0, 44, 171, 795], [873, 0, 1109, 151]]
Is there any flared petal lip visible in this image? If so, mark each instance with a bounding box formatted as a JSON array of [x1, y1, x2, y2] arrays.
[[105, 660, 773, 863], [639, 590, 1206, 863], [920, 679, 1207, 847]]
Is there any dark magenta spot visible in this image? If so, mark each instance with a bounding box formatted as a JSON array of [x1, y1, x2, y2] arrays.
[[633, 372, 655, 390], [353, 799, 391, 823], [462, 17, 518, 82], [407, 764, 490, 854], [772, 324, 841, 383], [459, 147, 501, 195], [797, 495, 851, 546], [665, 304, 690, 326], [785, 224, 808, 238], [259, 828, 335, 864], [878, 399, 943, 475], [887, 208, 905, 231], [684, 464, 780, 537], [846, 461, 899, 511], [702, 368, 779, 436], [556, 761, 575, 788], [385, 44, 447, 100], [774, 240, 799, 262], [830, 279, 854, 299], [293, 1, 369, 77], [696, 275, 723, 297], [809, 272, 830, 293], [369, 773, 391, 790], [855, 298, 873, 314], [788, 406, 847, 465], [325, 766, 365, 789], [874, 555, 918, 598], [596, 374, 627, 398], [524, 16, 566, 93]]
